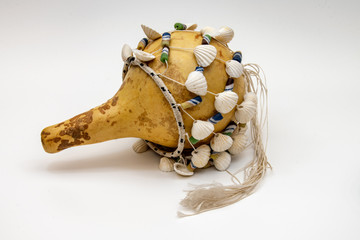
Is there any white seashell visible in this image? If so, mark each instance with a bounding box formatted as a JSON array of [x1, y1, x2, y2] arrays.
[[212, 152, 231, 171], [228, 134, 248, 155], [185, 69, 208, 96], [200, 26, 215, 35], [121, 44, 133, 62], [232, 123, 248, 137], [239, 124, 248, 134], [186, 23, 198, 30], [133, 49, 155, 62], [225, 60, 244, 78], [194, 45, 217, 67], [141, 24, 161, 40], [174, 163, 194, 176], [132, 139, 149, 153], [214, 91, 239, 114], [159, 157, 174, 172], [200, 26, 220, 37], [244, 92, 258, 105], [235, 98, 257, 124], [210, 133, 233, 152], [191, 145, 211, 168], [191, 120, 214, 140], [216, 26, 234, 44]]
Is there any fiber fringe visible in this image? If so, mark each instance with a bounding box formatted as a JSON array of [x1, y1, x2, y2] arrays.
[[178, 64, 270, 217]]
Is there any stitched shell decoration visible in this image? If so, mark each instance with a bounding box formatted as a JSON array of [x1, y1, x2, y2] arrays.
[[174, 163, 194, 176], [212, 152, 231, 171], [132, 139, 149, 153], [200, 26, 220, 37], [235, 92, 257, 123], [214, 91, 239, 114], [159, 157, 174, 172], [210, 133, 233, 152], [121, 44, 133, 62], [141, 24, 161, 40], [133, 49, 156, 62], [228, 133, 248, 155], [191, 120, 214, 140], [216, 26, 234, 44], [194, 45, 217, 67], [191, 145, 211, 168], [225, 60, 243, 78], [186, 23, 198, 30], [185, 67, 208, 96]]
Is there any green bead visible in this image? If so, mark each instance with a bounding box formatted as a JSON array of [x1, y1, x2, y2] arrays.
[[174, 23, 186, 30], [223, 132, 232, 136], [160, 53, 168, 63], [189, 136, 199, 145]]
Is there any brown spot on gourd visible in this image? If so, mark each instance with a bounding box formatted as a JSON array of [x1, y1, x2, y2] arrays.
[[138, 111, 157, 128], [111, 96, 118, 106], [219, 50, 223, 57], [159, 119, 165, 127], [129, 109, 132, 113], [127, 76, 134, 84], [111, 121, 117, 126], [57, 139, 84, 151], [98, 103, 110, 114], [56, 111, 93, 151], [41, 131, 50, 139], [55, 122, 64, 128]]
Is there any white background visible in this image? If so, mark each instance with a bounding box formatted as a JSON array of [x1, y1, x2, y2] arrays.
[[1, 0, 360, 239]]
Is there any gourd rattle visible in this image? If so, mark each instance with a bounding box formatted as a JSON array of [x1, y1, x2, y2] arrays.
[[41, 23, 269, 216]]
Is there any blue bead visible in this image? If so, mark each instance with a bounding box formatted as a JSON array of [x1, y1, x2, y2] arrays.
[[162, 32, 171, 41], [223, 121, 237, 135], [195, 66, 204, 72], [233, 51, 242, 63], [142, 38, 149, 45], [191, 96, 202, 104], [224, 78, 234, 91], [208, 112, 223, 124]]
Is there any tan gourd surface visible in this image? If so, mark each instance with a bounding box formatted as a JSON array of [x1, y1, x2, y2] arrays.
[[41, 31, 245, 153]]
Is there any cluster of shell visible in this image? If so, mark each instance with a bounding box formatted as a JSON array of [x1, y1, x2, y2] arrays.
[[123, 23, 258, 176]]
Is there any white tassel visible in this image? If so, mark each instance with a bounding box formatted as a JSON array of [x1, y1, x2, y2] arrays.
[[178, 64, 269, 217]]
